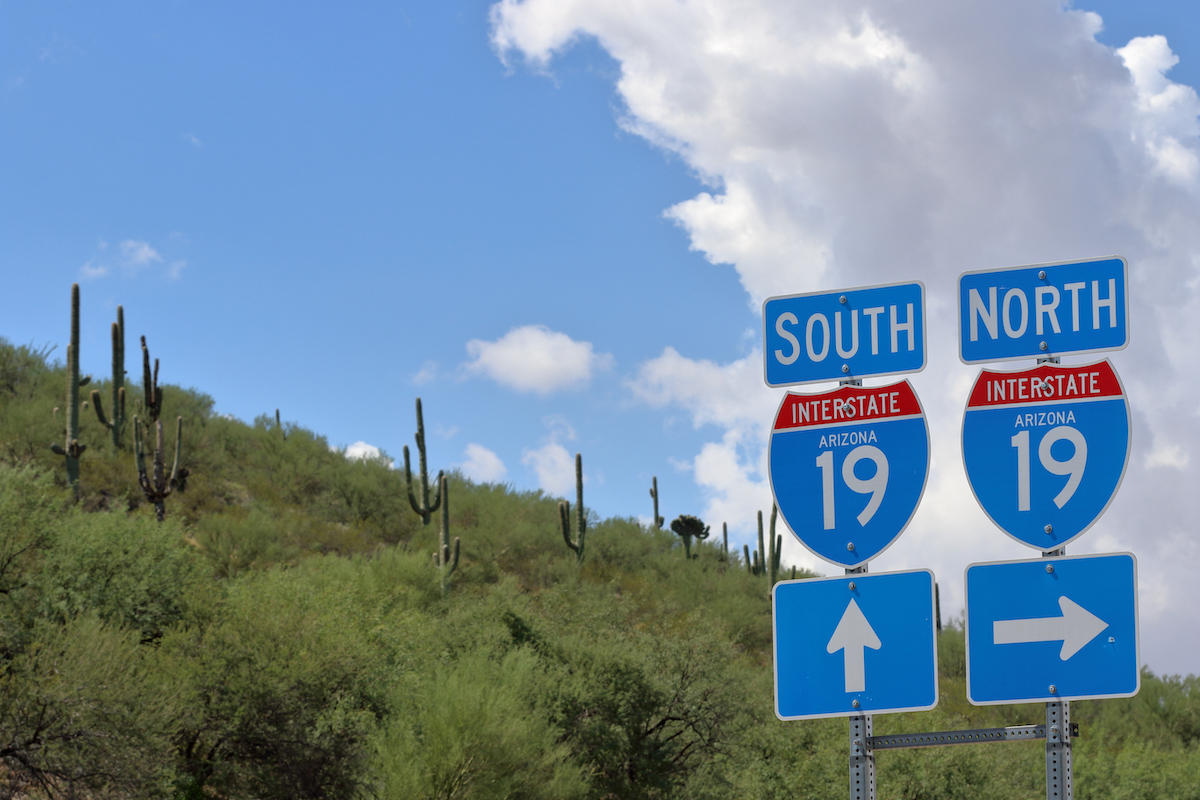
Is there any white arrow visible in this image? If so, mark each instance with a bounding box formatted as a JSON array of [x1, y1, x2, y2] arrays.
[[827, 598, 882, 693], [993, 596, 1109, 660]]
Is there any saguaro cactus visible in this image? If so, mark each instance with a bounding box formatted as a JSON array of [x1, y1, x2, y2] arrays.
[[433, 474, 460, 596], [90, 305, 126, 449], [404, 398, 442, 526], [559, 453, 585, 563], [670, 514, 710, 559], [649, 477, 664, 528], [50, 284, 90, 499], [747, 507, 782, 582], [133, 337, 186, 521]]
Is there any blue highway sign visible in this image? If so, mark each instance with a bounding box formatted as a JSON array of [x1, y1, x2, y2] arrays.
[[966, 552, 1139, 705], [961, 358, 1130, 551], [764, 281, 926, 386], [774, 569, 939, 720], [958, 256, 1128, 363], [769, 379, 929, 568]]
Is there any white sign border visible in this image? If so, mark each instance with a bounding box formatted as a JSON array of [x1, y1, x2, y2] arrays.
[[959, 357, 1132, 553], [956, 255, 1130, 365], [763, 279, 928, 388], [963, 551, 1141, 706], [772, 568, 941, 721]]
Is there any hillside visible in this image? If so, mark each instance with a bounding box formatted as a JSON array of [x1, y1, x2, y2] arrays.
[[0, 336, 1197, 800]]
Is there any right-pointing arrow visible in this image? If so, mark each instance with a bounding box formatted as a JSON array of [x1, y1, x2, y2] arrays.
[[827, 598, 882, 693], [993, 596, 1109, 660]]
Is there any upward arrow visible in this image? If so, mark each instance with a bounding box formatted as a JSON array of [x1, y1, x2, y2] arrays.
[[993, 596, 1109, 660], [827, 598, 882, 693]]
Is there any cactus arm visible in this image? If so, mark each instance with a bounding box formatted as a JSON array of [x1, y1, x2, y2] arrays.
[[756, 511, 766, 577], [91, 390, 110, 428], [722, 523, 728, 558], [559, 501, 580, 556], [169, 416, 183, 487], [429, 469, 443, 515], [403, 445, 422, 517], [743, 544, 753, 574]]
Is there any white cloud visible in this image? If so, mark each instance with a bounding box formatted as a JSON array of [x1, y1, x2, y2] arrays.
[[413, 360, 439, 385], [120, 239, 162, 269], [79, 260, 107, 279], [462, 443, 509, 483], [494, 0, 1200, 674], [343, 441, 394, 467], [521, 415, 581, 496], [464, 324, 613, 394]]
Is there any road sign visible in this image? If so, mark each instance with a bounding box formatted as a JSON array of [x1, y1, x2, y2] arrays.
[[769, 379, 929, 568], [958, 256, 1128, 363], [774, 569, 939, 720], [764, 281, 926, 386], [961, 358, 1130, 551], [966, 552, 1139, 705]]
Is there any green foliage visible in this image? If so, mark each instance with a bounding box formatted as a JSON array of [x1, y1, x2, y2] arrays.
[[374, 647, 587, 800], [0, 333, 1199, 798], [0, 615, 179, 798]]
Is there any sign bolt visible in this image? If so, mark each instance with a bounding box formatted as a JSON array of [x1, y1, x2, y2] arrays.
[[852, 699, 861, 709], [1038, 270, 1047, 280], [1109, 636, 1115, 643], [839, 295, 848, 304], [848, 582, 856, 591], [847, 542, 855, 551], [841, 364, 850, 374], [1040, 341, 1048, 351], [1044, 524, 1053, 534], [1049, 685, 1057, 694], [1046, 564, 1054, 574]]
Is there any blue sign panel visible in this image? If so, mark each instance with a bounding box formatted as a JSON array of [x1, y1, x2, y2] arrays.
[[769, 380, 929, 568], [764, 281, 926, 387], [774, 569, 939, 720], [958, 256, 1128, 363], [966, 553, 1139, 705], [961, 359, 1130, 551]]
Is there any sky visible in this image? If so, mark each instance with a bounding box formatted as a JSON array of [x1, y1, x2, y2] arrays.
[[2, 1, 1199, 678]]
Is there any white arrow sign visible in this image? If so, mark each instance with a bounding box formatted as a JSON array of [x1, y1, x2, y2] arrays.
[[827, 598, 882, 692], [992, 596, 1109, 660]]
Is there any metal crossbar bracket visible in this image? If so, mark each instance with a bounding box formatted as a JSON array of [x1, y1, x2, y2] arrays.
[[869, 723, 1078, 751]]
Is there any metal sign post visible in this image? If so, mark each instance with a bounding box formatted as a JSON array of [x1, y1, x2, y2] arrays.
[[847, 563, 875, 800]]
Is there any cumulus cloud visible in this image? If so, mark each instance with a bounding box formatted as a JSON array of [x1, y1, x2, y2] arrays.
[[522, 415, 580, 496], [462, 443, 509, 483], [464, 324, 613, 394], [493, 0, 1200, 674], [343, 441, 393, 467]]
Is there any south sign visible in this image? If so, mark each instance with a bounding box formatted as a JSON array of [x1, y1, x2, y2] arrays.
[[768, 379, 929, 568], [961, 359, 1130, 551]]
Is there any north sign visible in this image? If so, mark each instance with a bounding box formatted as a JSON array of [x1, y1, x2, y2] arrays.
[[764, 281, 926, 387], [769, 379, 929, 568], [961, 359, 1130, 552], [774, 569, 939, 720], [958, 256, 1128, 363], [966, 552, 1139, 705]]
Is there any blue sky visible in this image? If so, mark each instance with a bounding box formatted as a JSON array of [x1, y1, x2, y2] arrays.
[[4, 0, 1200, 676]]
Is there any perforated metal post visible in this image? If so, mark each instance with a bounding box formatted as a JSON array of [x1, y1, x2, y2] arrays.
[[850, 711, 875, 800], [1046, 698, 1072, 799], [1044, 545, 1073, 800], [846, 561, 875, 800]]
